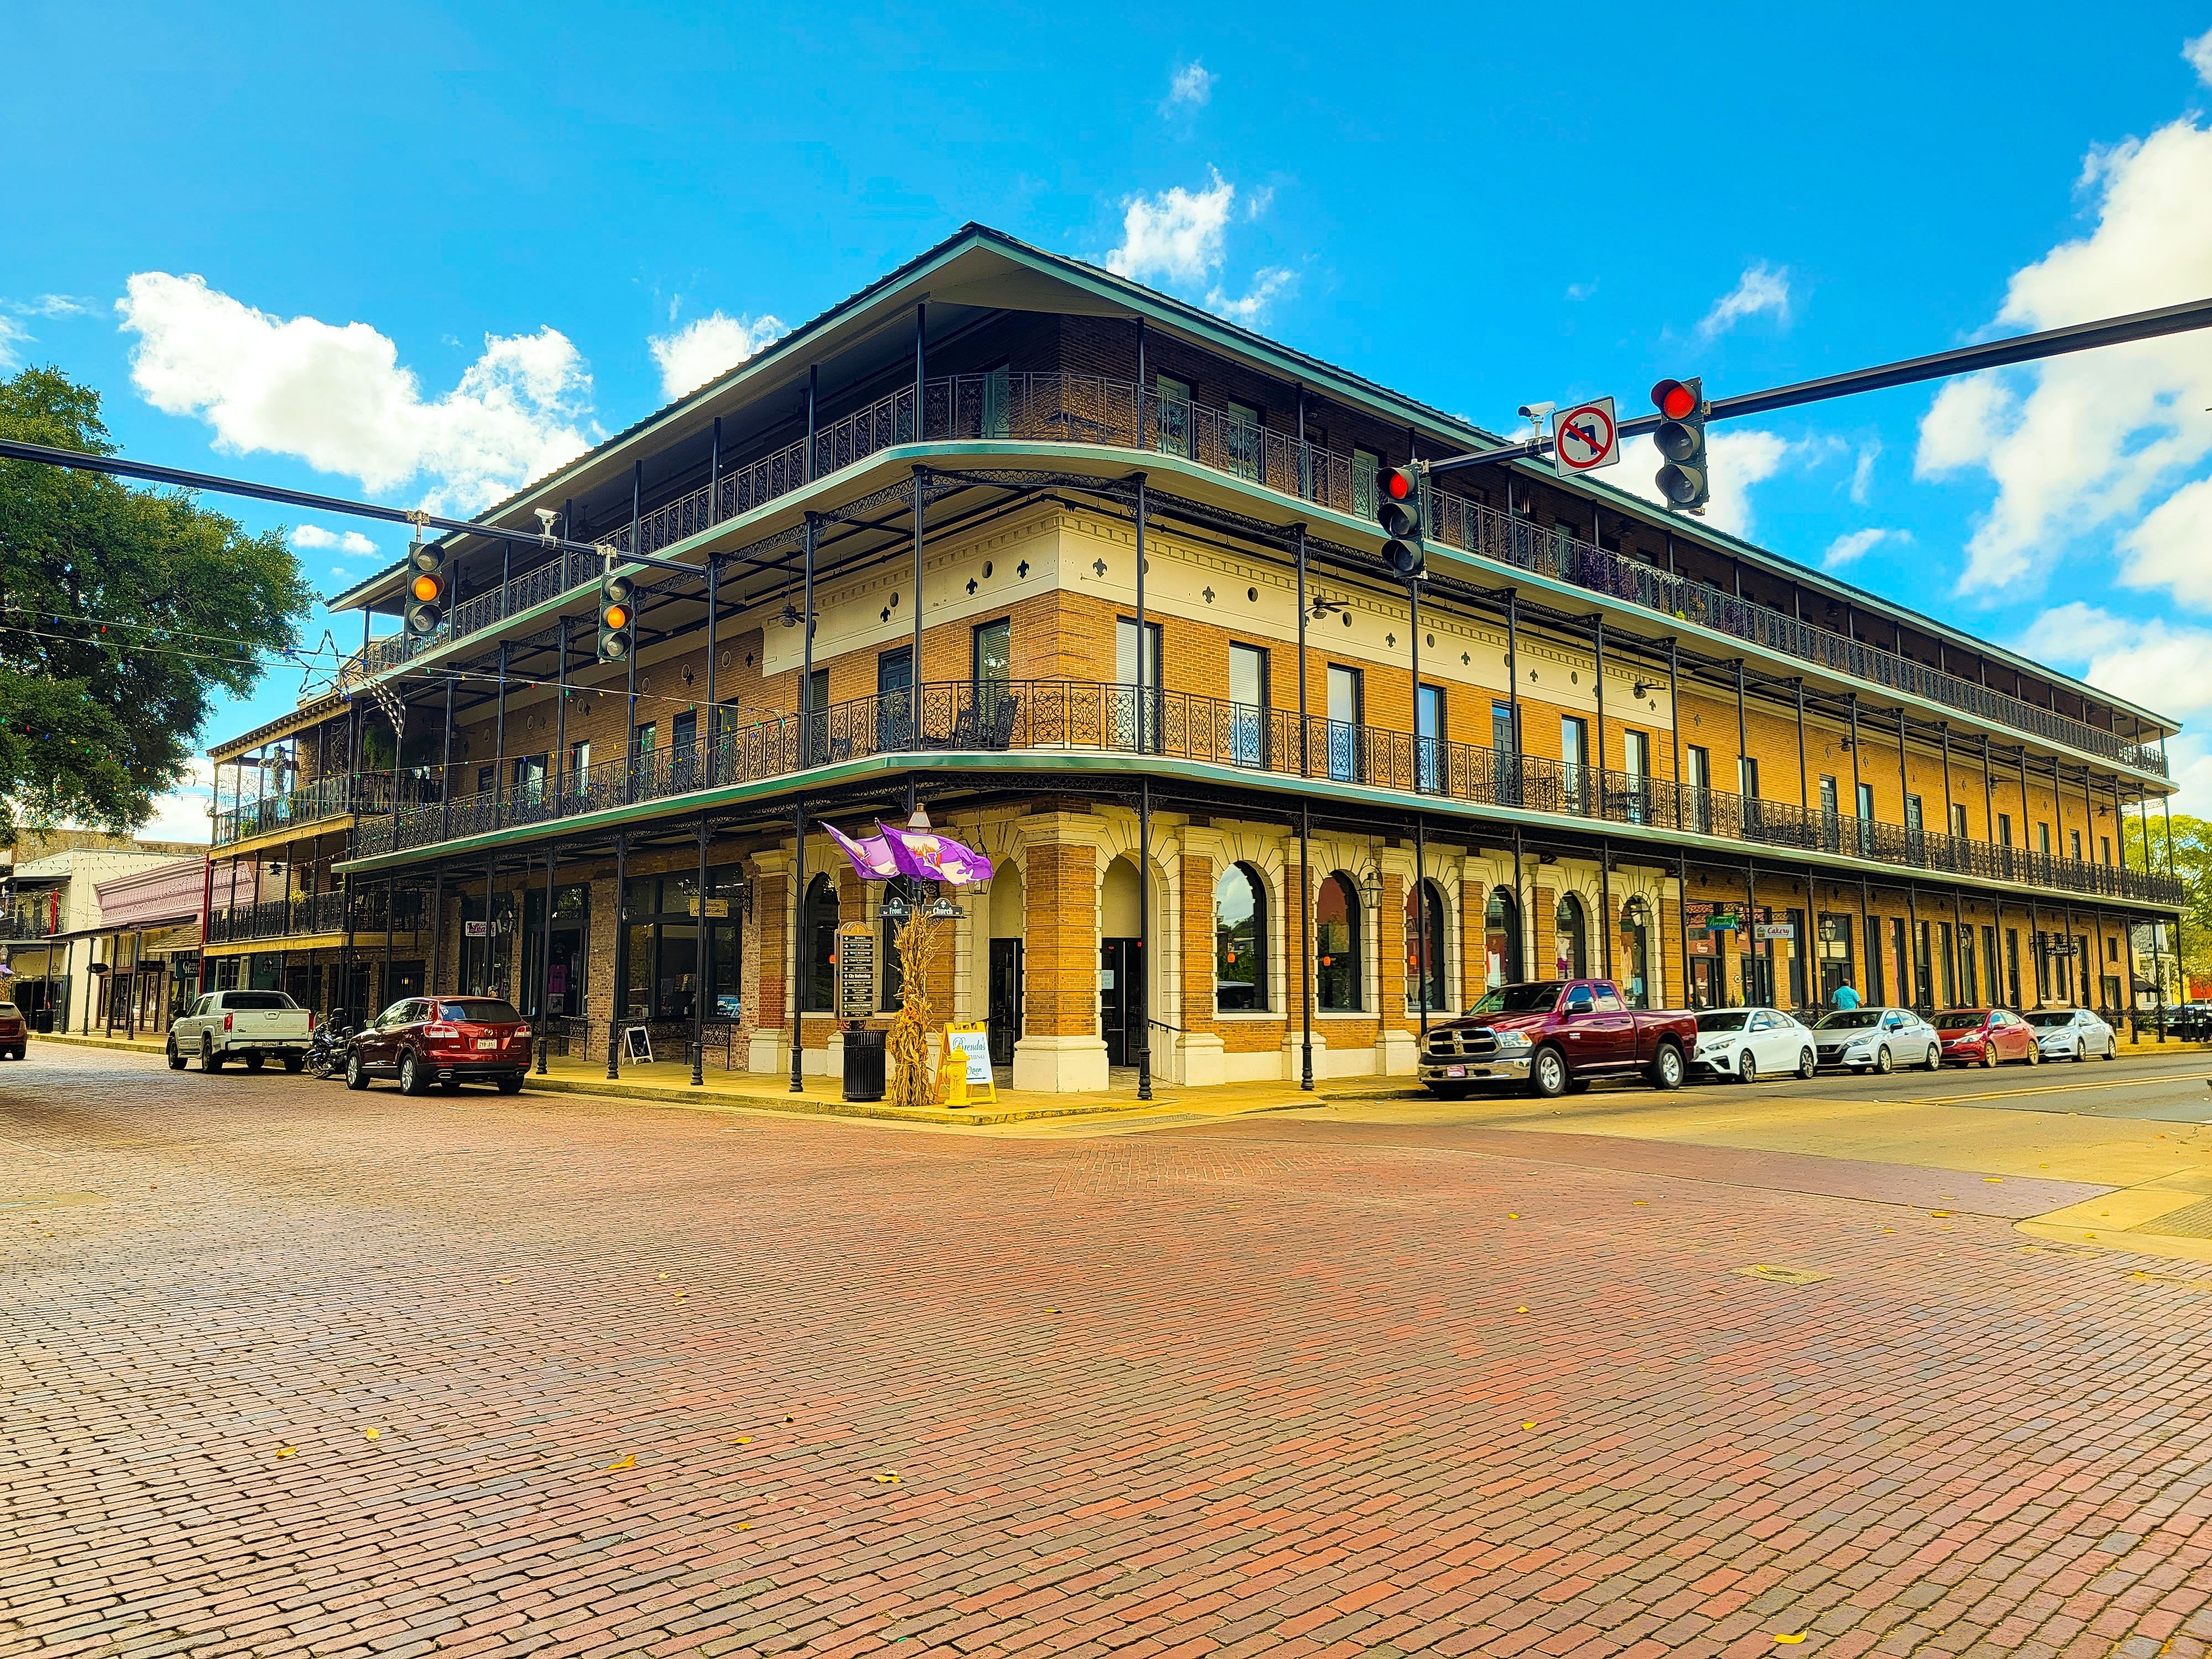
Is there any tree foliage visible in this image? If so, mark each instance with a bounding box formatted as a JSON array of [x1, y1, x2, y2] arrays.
[[2125, 810, 2212, 975], [0, 366, 313, 839]]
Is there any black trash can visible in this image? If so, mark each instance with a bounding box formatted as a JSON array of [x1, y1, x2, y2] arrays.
[[843, 1026, 886, 1103], [33, 1009, 53, 1035]]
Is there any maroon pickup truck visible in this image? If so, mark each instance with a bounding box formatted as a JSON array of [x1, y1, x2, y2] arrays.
[[1419, 979, 1697, 1099]]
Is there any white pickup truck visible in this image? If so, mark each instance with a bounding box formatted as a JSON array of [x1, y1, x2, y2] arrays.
[[168, 989, 316, 1073]]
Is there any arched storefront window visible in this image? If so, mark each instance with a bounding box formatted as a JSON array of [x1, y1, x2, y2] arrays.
[[1554, 892, 1588, 979], [1214, 863, 1267, 1011], [1404, 879, 1447, 1013], [1619, 898, 1653, 1008], [1485, 887, 1522, 989], [1316, 873, 1361, 1011], [802, 872, 839, 1011]]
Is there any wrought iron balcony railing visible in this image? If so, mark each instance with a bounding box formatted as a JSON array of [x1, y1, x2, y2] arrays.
[[212, 773, 393, 849], [206, 886, 424, 945], [340, 372, 2167, 776], [341, 677, 2183, 909]]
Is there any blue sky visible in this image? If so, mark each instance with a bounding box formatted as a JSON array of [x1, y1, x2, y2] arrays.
[[6, 2, 2212, 836]]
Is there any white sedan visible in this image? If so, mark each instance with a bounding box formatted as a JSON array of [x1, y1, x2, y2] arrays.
[[2023, 1007, 2117, 1062], [1692, 1007, 1817, 1083]]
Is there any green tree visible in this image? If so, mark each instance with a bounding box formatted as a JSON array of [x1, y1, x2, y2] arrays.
[[2125, 809, 2211, 987], [0, 366, 313, 839]]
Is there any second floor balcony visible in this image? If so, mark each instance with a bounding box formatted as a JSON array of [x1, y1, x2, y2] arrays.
[[213, 772, 395, 849], [342, 372, 2169, 778], [206, 886, 425, 945], [341, 677, 2184, 910]]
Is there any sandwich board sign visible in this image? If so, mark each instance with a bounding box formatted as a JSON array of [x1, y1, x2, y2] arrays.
[[941, 1022, 995, 1107]]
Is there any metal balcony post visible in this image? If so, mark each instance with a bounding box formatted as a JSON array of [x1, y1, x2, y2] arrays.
[[705, 555, 719, 787], [801, 513, 817, 764], [1296, 524, 1310, 778], [1134, 472, 1147, 759], [790, 804, 806, 1094], [428, 869, 444, 995], [693, 813, 709, 1087], [1298, 800, 1313, 1091], [1137, 776, 1152, 1102], [538, 845, 555, 1075], [709, 415, 721, 525], [441, 674, 455, 842], [380, 877, 394, 1012], [608, 833, 628, 1079], [493, 640, 509, 828], [554, 614, 568, 821], [911, 468, 925, 781], [1678, 851, 1694, 1009], [1668, 638, 1683, 831], [1600, 842, 1614, 983]]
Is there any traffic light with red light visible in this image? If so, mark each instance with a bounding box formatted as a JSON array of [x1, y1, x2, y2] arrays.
[[404, 542, 448, 637], [597, 563, 636, 662], [1375, 463, 1430, 580], [1649, 377, 1709, 513]]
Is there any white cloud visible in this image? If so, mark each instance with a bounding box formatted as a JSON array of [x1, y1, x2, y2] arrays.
[[1602, 427, 1798, 539], [1848, 439, 1880, 504], [1206, 267, 1297, 327], [1695, 263, 1792, 340], [1566, 279, 1599, 302], [2188, 27, 2212, 85], [1166, 60, 1214, 109], [1914, 95, 2212, 598], [0, 316, 28, 371], [11, 294, 96, 319], [1107, 169, 1238, 286], [1821, 526, 1909, 570], [648, 310, 787, 400], [290, 524, 379, 556], [116, 272, 598, 514]]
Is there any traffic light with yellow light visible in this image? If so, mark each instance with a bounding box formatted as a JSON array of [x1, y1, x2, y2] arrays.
[[404, 542, 448, 636], [596, 563, 635, 662], [1650, 378, 1709, 513], [1376, 463, 1429, 580]]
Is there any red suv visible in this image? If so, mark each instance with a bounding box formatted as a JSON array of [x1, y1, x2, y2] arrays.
[[1933, 1007, 2041, 1068], [345, 997, 531, 1094], [0, 1001, 24, 1061]]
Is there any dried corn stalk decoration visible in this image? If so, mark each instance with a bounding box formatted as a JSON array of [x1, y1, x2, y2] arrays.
[[886, 905, 948, 1109]]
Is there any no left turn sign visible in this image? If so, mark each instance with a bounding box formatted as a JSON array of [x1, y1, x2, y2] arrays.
[[1552, 397, 1619, 474]]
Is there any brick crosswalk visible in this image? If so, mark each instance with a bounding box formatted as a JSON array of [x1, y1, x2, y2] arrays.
[[4, 1048, 2211, 1658]]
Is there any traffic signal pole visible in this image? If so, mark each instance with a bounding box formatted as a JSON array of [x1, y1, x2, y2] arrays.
[[1426, 293, 2212, 478]]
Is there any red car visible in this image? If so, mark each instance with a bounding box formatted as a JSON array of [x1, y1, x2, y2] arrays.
[[1933, 1007, 2042, 1068], [0, 1001, 24, 1061], [345, 995, 531, 1094]]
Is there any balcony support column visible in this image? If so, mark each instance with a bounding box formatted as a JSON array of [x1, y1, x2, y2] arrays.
[[913, 302, 926, 435], [1134, 473, 1147, 757], [1734, 662, 1749, 802], [805, 366, 817, 482], [197, 853, 214, 995], [2029, 896, 2043, 1009], [381, 877, 394, 1014], [1940, 726, 1955, 851], [1677, 851, 1693, 1010], [1668, 638, 1682, 831], [1593, 618, 1606, 793], [1848, 695, 1863, 836], [1410, 573, 1422, 791], [1514, 827, 1529, 990], [1897, 710, 1911, 853], [1296, 524, 1311, 778], [1907, 884, 1921, 1012], [1600, 842, 1614, 983], [1804, 868, 1818, 1011], [2018, 748, 2033, 871], [2061, 900, 2075, 1006], [538, 844, 555, 1074], [493, 640, 510, 830], [1981, 734, 1996, 847], [1745, 857, 1757, 1006], [441, 673, 455, 843], [1414, 813, 1429, 1044], [911, 469, 925, 800], [1952, 886, 1966, 1003], [608, 833, 629, 1080], [429, 869, 445, 996], [709, 415, 722, 524], [1299, 800, 1314, 1091], [789, 805, 806, 1094], [554, 615, 568, 819], [705, 554, 719, 787], [1859, 878, 1874, 1005], [1506, 590, 1521, 778], [2112, 779, 2128, 877], [1793, 680, 1808, 818], [693, 814, 709, 1088], [623, 567, 640, 806], [1138, 775, 1152, 1102], [801, 513, 818, 762]]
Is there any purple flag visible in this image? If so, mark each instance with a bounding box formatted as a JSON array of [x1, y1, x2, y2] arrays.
[[823, 821, 901, 881], [874, 821, 995, 887]]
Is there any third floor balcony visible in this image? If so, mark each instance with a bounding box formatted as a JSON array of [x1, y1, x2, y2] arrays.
[[341, 373, 2171, 779]]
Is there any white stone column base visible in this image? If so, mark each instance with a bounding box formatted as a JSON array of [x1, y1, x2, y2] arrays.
[[825, 1028, 847, 1080], [748, 1029, 791, 1076], [1281, 1029, 1327, 1081], [1013, 1034, 1110, 1093], [1170, 1031, 1225, 1087], [1378, 1027, 1420, 1076]]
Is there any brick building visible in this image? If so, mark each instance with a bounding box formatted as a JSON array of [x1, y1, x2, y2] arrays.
[[201, 226, 2186, 1090]]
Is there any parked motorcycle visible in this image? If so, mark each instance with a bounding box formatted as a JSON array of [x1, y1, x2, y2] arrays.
[[308, 1010, 358, 1080]]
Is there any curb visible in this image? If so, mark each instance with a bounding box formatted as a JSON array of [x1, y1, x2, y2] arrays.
[[515, 1069, 1161, 1128]]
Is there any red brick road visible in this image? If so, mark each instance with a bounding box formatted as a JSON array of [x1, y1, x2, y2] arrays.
[[4, 1047, 2211, 1659]]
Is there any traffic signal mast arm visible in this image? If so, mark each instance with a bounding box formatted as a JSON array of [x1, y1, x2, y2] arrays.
[[0, 436, 699, 575], [1425, 293, 2212, 478]]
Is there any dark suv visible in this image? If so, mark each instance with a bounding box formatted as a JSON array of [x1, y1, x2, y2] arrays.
[[345, 997, 531, 1094]]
